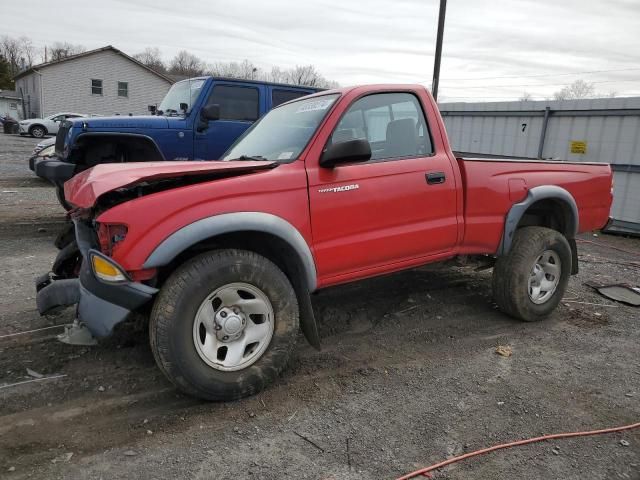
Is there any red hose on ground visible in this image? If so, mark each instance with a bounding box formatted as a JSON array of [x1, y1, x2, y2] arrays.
[[396, 421, 640, 480]]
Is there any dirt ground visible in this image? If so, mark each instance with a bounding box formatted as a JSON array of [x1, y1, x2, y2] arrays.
[[0, 133, 638, 480]]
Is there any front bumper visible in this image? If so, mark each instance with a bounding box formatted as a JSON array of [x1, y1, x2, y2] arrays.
[[35, 220, 158, 338], [34, 156, 76, 184], [18, 124, 28, 134]]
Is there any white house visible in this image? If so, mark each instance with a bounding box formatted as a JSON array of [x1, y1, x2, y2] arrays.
[[0, 90, 23, 120], [14, 46, 173, 118]]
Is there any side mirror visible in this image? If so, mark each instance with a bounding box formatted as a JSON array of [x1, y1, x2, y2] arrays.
[[148, 105, 157, 114], [320, 139, 371, 168], [201, 104, 220, 121], [179, 102, 188, 112]]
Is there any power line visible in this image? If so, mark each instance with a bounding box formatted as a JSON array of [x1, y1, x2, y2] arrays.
[[438, 78, 640, 90], [436, 67, 640, 82]]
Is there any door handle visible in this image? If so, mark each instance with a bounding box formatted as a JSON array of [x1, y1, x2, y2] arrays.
[[426, 172, 446, 185]]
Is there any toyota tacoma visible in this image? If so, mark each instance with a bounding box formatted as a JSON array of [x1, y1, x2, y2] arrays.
[[36, 84, 613, 401]]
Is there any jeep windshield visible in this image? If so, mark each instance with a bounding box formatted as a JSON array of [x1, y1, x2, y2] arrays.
[[158, 78, 205, 115], [221, 94, 339, 162]]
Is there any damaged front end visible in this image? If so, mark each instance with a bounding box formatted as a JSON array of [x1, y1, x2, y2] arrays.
[[35, 216, 157, 344]]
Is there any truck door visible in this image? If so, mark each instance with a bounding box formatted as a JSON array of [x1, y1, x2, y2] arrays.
[[194, 83, 263, 160], [307, 92, 459, 282]]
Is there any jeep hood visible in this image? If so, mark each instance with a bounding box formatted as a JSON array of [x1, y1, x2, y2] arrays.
[[65, 161, 276, 208], [70, 115, 170, 129]]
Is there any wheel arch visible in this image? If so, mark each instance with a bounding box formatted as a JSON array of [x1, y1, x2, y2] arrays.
[[143, 212, 321, 349], [498, 185, 579, 257], [74, 132, 166, 164], [143, 212, 317, 292]]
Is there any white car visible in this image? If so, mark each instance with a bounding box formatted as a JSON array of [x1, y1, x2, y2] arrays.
[[19, 112, 86, 138]]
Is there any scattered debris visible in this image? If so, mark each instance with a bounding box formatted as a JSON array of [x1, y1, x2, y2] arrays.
[[146, 430, 153, 435], [7, 466, 15, 472], [51, 452, 73, 464], [0, 324, 68, 339], [495, 345, 512, 357], [619, 440, 630, 447], [552, 447, 560, 455], [98, 386, 105, 392], [123, 450, 137, 456], [288, 410, 298, 422], [0, 374, 67, 390], [585, 282, 640, 307], [26, 368, 44, 379], [294, 431, 325, 452]]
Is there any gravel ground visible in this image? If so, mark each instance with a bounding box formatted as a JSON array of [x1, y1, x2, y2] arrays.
[[0, 133, 638, 479]]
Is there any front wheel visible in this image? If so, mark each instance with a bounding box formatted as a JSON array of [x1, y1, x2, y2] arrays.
[[30, 125, 46, 138], [492, 226, 571, 321], [149, 249, 299, 401]]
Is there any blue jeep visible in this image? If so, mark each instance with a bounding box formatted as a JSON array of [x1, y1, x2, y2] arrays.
[[34, 77, 319, 208]]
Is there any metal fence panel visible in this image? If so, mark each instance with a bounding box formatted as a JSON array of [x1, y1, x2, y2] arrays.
[[439, 97, 640, 233]]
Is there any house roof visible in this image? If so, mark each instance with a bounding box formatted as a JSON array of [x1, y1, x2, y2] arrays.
[[13, 45, 175, 84], [0, 90, 22, 100]]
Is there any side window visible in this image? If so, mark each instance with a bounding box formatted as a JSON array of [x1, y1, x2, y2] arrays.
[[329, 93, 433, 161], [207, 85, 259, 121], [272, 89, 307, 107], [51, 115, 64, 122]]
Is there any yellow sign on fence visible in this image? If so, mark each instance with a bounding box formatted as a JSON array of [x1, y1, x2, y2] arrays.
[[570, 140, 587, 154]]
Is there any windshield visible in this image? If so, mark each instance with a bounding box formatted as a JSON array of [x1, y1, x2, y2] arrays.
[[221, 94, 339, 162], [158, 78, 205, 115]]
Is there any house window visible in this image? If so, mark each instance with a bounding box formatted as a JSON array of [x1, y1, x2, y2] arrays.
[[9, 102, 17, 110], [91, 79, 103, 95], [118, 82, 128, 97]]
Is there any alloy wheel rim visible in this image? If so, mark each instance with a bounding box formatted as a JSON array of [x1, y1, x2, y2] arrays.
[[193, 282, 274, 372], [528, 250, 561, 304]]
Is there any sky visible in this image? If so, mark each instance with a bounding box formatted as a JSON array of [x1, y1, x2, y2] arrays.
[[2, 0, 640, 102]]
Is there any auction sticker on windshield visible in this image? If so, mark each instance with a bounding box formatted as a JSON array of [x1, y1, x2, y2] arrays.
[[296, 98, 335, 113], [190, 80, 205, 90]]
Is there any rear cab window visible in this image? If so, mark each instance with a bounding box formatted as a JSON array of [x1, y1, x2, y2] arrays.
[[329, 92, 433, 161], [207, 85, 260, 121]]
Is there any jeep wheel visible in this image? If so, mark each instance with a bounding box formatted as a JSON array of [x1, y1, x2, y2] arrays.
[[492, 226, 571, 321], [150, 249, 299, 401], [30, 125, 46, 138], [55, 184, 72, 211]]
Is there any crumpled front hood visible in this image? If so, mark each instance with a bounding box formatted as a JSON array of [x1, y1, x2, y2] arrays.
[[65, 161, 276, 208], [69, 115, 170, 129]]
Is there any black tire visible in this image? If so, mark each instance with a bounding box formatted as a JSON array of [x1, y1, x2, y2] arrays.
[[55, 184, 73, 211], [30, 125, 46, 138], [492, 226, 571, 322], [149, 249, 299, 401]]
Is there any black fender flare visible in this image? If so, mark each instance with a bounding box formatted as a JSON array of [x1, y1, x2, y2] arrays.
[[75, 132, 166, 160], [143, 212, 321, 349], [498, 185, 579, 257]]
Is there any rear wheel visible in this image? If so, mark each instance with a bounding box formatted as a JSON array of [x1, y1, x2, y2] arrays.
[[30, 125, 46, 138], [492, 226, 571, 321], [149, 249, 299, 401]]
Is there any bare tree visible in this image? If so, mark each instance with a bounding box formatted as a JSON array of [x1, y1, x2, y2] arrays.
[[553, 79, 595, 100], [169, 50, 205, 77], [133, 47, 167, 73], [0, 35, 25, 76], [47, 41, 86, 62], [210, 59, 259, 79], [519, 92, 533, 101]]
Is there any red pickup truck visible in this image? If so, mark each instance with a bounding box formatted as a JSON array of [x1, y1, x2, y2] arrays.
[[36, 84, 613, 401]]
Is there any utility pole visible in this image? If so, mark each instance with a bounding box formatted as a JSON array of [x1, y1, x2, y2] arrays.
[[431, 0, 447, 101]]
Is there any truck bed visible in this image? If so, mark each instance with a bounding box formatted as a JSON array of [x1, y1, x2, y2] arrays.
[[456, 155, 612, 254]]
